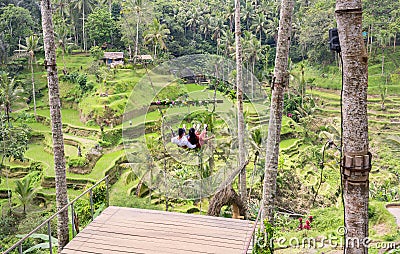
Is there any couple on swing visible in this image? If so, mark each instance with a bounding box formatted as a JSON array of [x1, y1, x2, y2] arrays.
[[171, 124, 215, 149]]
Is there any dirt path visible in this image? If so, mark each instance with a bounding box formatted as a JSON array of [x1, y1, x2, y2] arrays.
[[387, 204, 400, 227]]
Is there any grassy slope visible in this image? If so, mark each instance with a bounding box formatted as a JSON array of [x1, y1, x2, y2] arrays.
[[4, 50, 400, 250], [287, 50, 400, 250]]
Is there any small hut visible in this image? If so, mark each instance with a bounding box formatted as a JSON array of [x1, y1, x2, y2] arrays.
[[134, 54, 153, 63], [103, 52, 124, 67]]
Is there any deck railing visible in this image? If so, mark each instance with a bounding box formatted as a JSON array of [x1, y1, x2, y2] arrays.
[[3, 175, 110, 254], [243, 206, 263, 254]]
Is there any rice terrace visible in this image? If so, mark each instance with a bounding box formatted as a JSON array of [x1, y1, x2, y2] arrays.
[[1, 0, 400, 253]]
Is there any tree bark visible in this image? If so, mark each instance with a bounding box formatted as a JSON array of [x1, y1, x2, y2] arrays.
[[134, 8, 140, 64], [207, 185, 246, 218], [41, 0, 69, 251], [335, 1, 370, 254], [235, 0, 247, 210], [261, 0, 294, 224], [83, 7, 86, 51], [381, 48, 385, 75]]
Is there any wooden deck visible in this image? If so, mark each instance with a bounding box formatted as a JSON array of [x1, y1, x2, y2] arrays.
[[61, 206, 255, 254]]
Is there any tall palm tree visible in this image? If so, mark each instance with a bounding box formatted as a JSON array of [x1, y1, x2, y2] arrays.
[[220, 29, 235, 58], [133, 0, 142, 63], [19, 35, 42, 117], [243, 31, 262, 99], [210, 17, 225, 55], [123, 0, 143, 63], [55, 23, 69, 75], [144, 18, 170, 59], [0, 74, 24, 124], [251, 12, 267, 43], [235, 0, 247, 212], [336, 0, 370, 253], [41, 0, 69, 250], [261, 0, 294, 224], [199, 14, 212, 39], [72, 0, 95, 51], [54, 0, 70, 21], [248, 128, 263, 202], [241, 1, 254, 30], [224, 5, 235, 31], [15, 176, 35, 214], [186, 8, 202, 36]]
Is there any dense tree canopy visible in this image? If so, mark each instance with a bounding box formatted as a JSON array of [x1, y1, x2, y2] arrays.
[[0, 5, 37, 56], [0, 0, 399, 75], [87, 8, 119, 47]]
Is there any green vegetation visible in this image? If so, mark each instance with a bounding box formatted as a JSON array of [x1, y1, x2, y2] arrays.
[[1, 0, 400, 253]]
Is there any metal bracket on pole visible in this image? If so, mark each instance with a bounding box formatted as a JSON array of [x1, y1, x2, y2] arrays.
[[341, 152, 372, 183]]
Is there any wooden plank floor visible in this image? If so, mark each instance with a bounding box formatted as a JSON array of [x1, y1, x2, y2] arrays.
[[61, 206, 254, 254]]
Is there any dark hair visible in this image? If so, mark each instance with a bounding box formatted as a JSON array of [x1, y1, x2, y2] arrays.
[[188, 128, 199, 145], [178, 128, 185, 137]]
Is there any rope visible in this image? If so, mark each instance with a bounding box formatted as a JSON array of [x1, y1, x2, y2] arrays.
[[247, 151, 259, 203], [339, 52, 347, 247]]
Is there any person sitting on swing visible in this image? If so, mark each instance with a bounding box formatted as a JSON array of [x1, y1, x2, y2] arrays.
[[187, 124, 215, 149], [171, 127, 197, 149]]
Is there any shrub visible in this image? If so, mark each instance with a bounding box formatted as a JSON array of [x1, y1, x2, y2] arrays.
[[101, 128, 122, 146], [67, 157, 88, 168], [90, 46, 104, 60], [76, 74, 88, 89], [0, 215, 19, 238], [98, 139, 112, 148]]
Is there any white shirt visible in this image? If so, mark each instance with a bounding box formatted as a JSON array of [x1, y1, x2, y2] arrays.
[[171, 135, 197, 149]]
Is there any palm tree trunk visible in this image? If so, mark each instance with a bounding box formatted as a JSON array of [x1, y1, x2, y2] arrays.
[[366, 24, 371, 54], [261, 0, 294, 224], [62, 46, 67, 74], [381, 47, 385, 75], [41, 0, 69, 251], [369, 24, 373, 55], [83, 7, 86, 51], [30, 59, 37, 117], [235, 0, 247, 211], [134, 10, 140, 64], [336, 1, 370, 253], [252, 59, 255, 99]]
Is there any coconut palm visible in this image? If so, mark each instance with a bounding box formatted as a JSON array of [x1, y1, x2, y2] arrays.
[[55, 25, 69, 75], [15, 176, 35, 214], [251, 12, 268, 43], [210, 16, 225, 55], [262, 0, 294, 224], [72, 0, 96, 51], [41, 0, 69, 250], [220, 29, 235, 58], [54, 0, 70, 21], [0, 74, 24, 124], [224, 5, 235, 31], [335, 0, 370, 252], [122, 0, 143, 63], [19, 34, 42, 117], [186, 8, 202, 36], [144, 18, 170, 59], [242, 31, 262, 99], [199, 14, 212, 39], [248, 128, 263, 202], [235, 0, 247, 211], [241, 1, 254, 30]]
